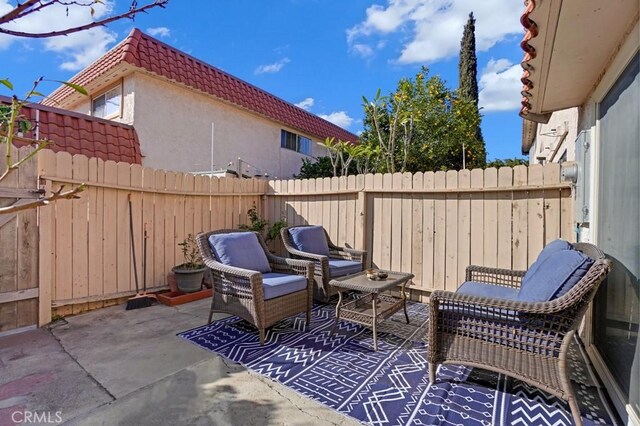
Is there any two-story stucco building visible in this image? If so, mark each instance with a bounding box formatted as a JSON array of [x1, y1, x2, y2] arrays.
[[44, 29, 357, 178]]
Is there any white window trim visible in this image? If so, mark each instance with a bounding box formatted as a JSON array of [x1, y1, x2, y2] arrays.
[[92, 84, 122, 120]]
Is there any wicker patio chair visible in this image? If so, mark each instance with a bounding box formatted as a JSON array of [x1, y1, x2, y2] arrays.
[[281, 225, 367, 303], [428, 242, 612, 426], [196, 229, 314, 345]]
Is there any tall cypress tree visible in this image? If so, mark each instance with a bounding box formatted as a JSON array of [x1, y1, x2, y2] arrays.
[[458, 12, 486, 164]]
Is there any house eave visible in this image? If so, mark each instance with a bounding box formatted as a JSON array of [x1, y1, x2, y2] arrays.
[[519, 0, 639, 119]]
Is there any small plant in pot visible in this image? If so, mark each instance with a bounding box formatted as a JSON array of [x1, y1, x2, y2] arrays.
[[172, 234, 207, 293]]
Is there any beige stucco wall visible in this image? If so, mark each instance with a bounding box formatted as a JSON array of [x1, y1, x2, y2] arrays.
[[127, 72, 324, 177], [528, 107, 579, 164]]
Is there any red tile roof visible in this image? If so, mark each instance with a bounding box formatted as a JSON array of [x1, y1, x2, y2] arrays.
[[45, 28, 359, 143], [519, 0, 538, 118], [2, 96, 141, 164]]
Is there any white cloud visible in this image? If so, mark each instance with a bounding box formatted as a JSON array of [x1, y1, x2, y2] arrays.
[[295, 97, 315, 110], [351, 43, 374, 58], [147, 27, 171, 38], [347, 0, 523, 64], [319, 111, 354, 129], [254, 58, 290, 74], [478, 58, 522, 112], [0, 0, 117, 70]]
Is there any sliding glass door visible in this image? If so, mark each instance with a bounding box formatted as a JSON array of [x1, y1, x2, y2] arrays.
[[594, 51, 639, 419]]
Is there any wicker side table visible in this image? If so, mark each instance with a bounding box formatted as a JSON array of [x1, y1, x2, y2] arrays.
[[329, 270, 414, 350]]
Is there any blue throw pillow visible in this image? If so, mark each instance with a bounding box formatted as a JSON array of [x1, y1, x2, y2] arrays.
[[288, 226, 330, 256], [538, 239, 573, 263], [517, 250, 594, 302], [208, 232, 271, 273], [523, 239, 573, 284]]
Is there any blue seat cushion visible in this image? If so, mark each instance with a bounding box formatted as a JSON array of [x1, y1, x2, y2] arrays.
[[523, 239, 573, 284], [208, 232, 271, 273], [261, 273, 308, 300], [288, 226, 330, 256], [456, 281, 519, 300], [328, 258, 362, 277], [517, 250, 594, 302]]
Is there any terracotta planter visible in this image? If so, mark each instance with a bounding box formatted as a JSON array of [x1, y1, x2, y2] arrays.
[[172, 265, 206, 293], [157, 288, 212, 306]]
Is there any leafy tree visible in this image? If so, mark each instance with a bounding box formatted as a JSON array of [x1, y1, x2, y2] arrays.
[[485, 158, 529, 168], [295, 157, 335, 179], [458, 12, 486, 165], [361, 68, 485, 173]]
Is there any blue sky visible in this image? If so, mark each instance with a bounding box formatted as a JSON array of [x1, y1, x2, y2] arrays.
[[0, 0, 527, 160]]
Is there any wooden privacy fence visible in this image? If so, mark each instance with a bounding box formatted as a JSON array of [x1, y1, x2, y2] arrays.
[[0, 146, 574, 329], [0, 145, 39, 332], [37, 150, 268, 323], [267, 164, 573, 299]]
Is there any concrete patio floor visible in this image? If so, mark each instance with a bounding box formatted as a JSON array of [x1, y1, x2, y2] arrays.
[[0, 299, 358, 426]]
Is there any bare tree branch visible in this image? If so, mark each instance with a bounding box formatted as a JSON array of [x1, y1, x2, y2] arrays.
[[0, 184, 86, 215], [0, 0, 169, 38], [0, 0, 40, 23]]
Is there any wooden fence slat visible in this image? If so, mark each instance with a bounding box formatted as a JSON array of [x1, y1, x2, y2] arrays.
[[433, 171, 446, 291], [422, 172, 435, 290], [100, 161, 118, 296], [391, 173, 403, 272], [153, 170, 166, 286], [71, 155, 90, 312], [164, 172, 177, 276], [141, 167, 155, 289], [411, 172, 423, 289], [401, 173, 413, 276], [497, 167, 514, 269], [372, 174, 383, 269], [116, 162, 132, 294], [483, 168, 498, 267], [88, 158, 104, 298], [543, 163, 561, 244], [54, 152, 74, 305], [527, 164, 545, 267], [381, 174, 393, 270], [37, 149, 56, 325], [470, 168, 484, 267], [457, 170, 471, 288], [445, 170, 459, 291], [16, 147, 38, 326], [174, 172, 185, 267], [512, 165, 529, 270], [130, 164, 144, 294]]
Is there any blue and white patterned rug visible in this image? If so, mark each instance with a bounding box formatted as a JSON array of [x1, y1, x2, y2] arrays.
[[178, 302, 617, 425]]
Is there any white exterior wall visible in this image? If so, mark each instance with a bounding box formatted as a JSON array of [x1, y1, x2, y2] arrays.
[[528, 107, 579, 163], [129, 73, 323, 178]]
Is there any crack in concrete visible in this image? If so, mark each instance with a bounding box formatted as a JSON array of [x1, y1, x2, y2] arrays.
[[255, 375, 344, 425], [46, 328, 116, 402]]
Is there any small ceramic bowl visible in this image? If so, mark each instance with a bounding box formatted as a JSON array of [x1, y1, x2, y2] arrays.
[[376, 271, 388, 280]]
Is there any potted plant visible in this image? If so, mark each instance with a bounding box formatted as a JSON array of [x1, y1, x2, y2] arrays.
[[172, 234, 206, 293], [239, 204, 287, 250]]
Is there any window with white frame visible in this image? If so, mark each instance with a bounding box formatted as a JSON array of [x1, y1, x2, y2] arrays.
[[92, 86, 122, 118], [281, 130, 312, 156]]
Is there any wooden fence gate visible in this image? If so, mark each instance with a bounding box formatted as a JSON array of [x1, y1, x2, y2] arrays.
[[0, 145, 40, 333]]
